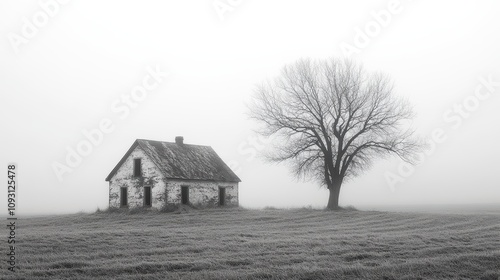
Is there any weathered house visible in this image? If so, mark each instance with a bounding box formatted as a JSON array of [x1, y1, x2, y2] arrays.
[[105, 137, 241, 209]]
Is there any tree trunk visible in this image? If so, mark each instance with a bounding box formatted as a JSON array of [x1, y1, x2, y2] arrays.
[[326, 183, 341, 210]]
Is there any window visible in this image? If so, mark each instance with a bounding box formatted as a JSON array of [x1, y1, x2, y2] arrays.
[[144, 186, 152, 207], [219, 187, 226, 206], [120, 187, 128, 207], [133, 158, 141, 177], [181, 186, 189, 205]]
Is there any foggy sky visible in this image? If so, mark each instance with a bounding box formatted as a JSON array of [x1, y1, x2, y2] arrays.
[[1, 0, 499, 215]]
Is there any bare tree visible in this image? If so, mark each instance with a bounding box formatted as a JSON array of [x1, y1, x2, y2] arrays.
[[249, 58, 421, 209]]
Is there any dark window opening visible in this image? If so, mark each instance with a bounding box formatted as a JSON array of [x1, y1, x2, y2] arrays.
[[120, 187, 128, 207], [144, 186, 152, 207], [219, 187, 226, 206], [133, 158, 141, 177], [181, 186, 189, 205]]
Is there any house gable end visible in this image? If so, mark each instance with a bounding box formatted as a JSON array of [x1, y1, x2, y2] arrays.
[[105, 141, 139, 181], [105, 141, 165, 182]]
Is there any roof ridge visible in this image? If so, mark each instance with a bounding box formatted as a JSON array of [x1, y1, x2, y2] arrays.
[[136, 138, 212, 148]]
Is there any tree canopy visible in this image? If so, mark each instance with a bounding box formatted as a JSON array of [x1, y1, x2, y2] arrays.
[[249, 58, 421, 209]]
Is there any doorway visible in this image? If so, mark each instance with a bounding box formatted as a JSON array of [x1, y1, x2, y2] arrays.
[[120, 187, 128, 207], [144, 186, 152, 207], [219, 187, 226, 206], [181, 186, 189, 205]]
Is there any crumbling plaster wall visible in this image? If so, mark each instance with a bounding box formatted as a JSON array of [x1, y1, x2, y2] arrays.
[[109, 146, 165, 208], [164, 179, 239, 207]]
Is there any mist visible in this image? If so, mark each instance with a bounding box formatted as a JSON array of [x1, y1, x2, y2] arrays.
[[1, 0, 499, 215]]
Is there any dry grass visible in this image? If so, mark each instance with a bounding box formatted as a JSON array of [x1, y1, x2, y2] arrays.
[[6, 208, 500, 279]]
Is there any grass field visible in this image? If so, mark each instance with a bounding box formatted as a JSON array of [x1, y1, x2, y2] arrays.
[[5, 207, 500, 279]]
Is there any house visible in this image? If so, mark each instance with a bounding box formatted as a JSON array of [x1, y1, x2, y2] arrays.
[[105, 137, 241, 209]]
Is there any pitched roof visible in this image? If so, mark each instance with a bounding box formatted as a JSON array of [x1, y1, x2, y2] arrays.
[[105, 139, 241, 183]]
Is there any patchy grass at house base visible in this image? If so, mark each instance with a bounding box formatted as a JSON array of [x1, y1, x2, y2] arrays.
[[7, 208, 500, 279]]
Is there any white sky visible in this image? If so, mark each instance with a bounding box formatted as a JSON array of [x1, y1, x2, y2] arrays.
[[1, 0, 499, 215]]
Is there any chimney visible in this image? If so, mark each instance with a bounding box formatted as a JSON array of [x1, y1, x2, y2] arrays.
[[175, 136, 184, 145]]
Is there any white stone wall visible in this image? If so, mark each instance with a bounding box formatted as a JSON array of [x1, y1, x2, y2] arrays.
[[164, 179, 239, 207], [108, 146, 166, 209]]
